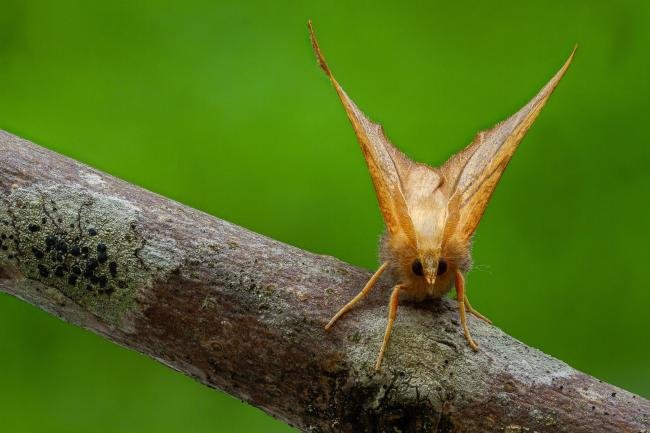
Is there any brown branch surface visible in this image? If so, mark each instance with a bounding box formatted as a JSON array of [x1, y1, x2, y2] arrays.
[[0, 130, 648, 433]]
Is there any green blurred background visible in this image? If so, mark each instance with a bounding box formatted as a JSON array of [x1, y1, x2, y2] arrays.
[[1, 0, 648, 432]]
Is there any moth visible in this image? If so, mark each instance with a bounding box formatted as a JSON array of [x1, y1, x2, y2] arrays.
[[308, 22, 575, 370]]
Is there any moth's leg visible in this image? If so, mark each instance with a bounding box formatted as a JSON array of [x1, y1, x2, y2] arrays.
[[375, 284, 404, 371], [455, 271, 479, 351], [463, 295, 492, 324], [325, 262, 389, 330]]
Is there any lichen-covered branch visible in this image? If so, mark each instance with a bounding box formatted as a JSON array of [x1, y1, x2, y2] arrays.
[[0, 130, 648, 433]]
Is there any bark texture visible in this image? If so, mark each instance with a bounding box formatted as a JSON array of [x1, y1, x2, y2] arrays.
[[0, 129, 648, 433]]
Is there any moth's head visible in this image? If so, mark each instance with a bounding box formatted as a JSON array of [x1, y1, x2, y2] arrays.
[[413, 249, 444, 286], [401, 232, 470, 296]]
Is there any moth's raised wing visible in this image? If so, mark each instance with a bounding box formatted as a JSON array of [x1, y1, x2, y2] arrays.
[[443, 47, 576, 240], [308, 21, 418, 245]]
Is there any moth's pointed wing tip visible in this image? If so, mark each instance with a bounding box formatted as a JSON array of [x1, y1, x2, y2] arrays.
[[307, 19, 316, 44], [533, 44, 577, 107], [552, 44, 578, 85], [563, 43, 578, 70], [449, 44, 579, 239], [307, 20, 333, 77]]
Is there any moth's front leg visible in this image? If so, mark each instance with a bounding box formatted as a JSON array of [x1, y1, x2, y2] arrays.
[[375, 283, 404, 371], [325, 262, 388, 330]]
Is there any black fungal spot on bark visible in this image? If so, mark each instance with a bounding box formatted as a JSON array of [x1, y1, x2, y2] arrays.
[[15, 215, 119, 295], [55, 265, 68, 278], [86, 259, 98, 272], [55, 239, 68, 254], [37, 264, 50, 278], [3, 194, 147, 322], [32, 247, 44, 259]]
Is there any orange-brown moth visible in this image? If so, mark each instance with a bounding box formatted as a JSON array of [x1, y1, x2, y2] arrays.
[[308, 21, 575, 370]]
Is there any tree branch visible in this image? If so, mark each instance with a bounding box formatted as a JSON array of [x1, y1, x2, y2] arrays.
[[0, 129, 648, 433]]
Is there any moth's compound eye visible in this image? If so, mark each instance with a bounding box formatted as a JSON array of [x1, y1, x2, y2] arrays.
[[411, 259, 424, 276], [437, 259, 448, 276]]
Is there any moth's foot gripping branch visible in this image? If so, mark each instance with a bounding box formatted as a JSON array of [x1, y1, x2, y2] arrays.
[[455, 270, 479, 351]]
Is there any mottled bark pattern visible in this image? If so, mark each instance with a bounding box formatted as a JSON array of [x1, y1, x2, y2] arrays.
[[0, 130, 648, 433]]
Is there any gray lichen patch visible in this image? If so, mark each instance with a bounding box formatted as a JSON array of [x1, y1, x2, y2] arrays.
[[137, 236, 182, 274], [0, 184, 149, 328]]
